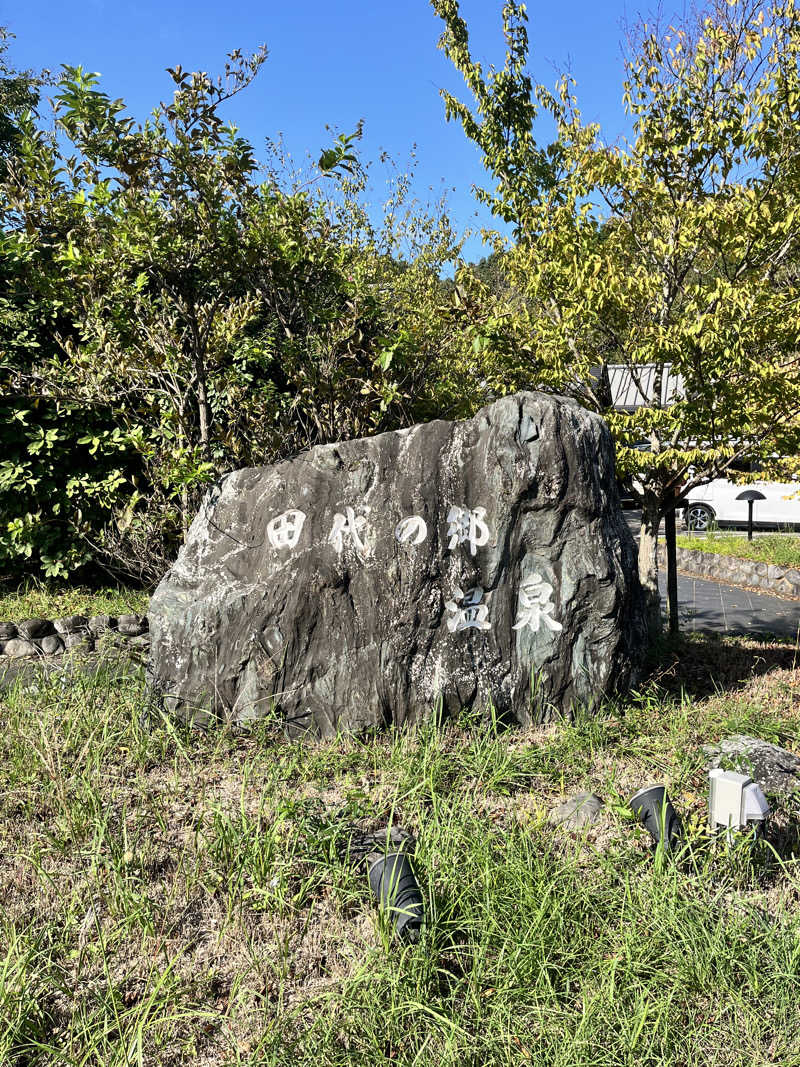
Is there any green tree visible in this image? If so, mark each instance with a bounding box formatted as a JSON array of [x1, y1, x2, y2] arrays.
[[1, 49, 466, 581], [433, 0, 800, 634], [0, 31, 123, 579], [0, 28, 39, 174], [464, 249, 511, 299]]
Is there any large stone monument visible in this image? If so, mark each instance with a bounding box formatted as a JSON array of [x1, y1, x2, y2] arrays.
[[148, 392, 645, 734]]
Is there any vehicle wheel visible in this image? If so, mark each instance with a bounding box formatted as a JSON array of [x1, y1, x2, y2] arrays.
[[685, 503, 715, 532]]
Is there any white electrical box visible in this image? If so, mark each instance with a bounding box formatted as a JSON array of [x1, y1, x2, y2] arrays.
[[708, 769, 769, 834]]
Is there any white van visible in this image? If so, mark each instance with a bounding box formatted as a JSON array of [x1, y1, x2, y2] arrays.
[[684, 477, 800, 531]]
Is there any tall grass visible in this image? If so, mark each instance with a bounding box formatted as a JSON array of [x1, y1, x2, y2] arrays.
[[1, 635, 799, 1064]]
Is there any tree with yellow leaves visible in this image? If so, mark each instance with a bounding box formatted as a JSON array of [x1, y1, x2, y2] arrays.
[[433, 0, 800, 635]]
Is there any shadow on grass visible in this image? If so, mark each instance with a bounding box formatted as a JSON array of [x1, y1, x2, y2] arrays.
[[768, 808, 800, 862], [645, 630, 799, 701]]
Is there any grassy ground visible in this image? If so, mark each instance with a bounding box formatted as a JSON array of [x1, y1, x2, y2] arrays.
[[676, 532, 800, 570], [0, 582, 149, 620], [2, 634, 800, 1065]]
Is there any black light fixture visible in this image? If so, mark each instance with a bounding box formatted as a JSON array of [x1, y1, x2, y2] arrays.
[[367, 851, 424, 942], [629, 784, 683, 851], [735, 489, 766, 541]]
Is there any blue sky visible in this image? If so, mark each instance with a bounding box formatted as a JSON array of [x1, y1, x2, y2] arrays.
[[3, 1, 663, 262]]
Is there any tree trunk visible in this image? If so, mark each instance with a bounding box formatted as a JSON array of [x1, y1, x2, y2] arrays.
[[181, 487, 190, 535], [664, 498, 679, 635], [639, 494, 662, 638], [195, 354, 211, 459], [176, 396, 191, 535]]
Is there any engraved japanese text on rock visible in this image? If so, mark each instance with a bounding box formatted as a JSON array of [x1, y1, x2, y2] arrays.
[[148, 392, 646, 735]]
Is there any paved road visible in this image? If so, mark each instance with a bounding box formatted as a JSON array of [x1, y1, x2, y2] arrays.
[[624, 510, 799, 640], [660, 572, 799, 640]]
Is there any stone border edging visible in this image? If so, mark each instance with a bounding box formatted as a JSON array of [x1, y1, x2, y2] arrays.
[[675, 546, 800, 600], [0, 613, 149, 660]]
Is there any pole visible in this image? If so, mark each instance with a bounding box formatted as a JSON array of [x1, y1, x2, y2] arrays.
[[748, 500, 754, 541], [665, 492, 679, 635]]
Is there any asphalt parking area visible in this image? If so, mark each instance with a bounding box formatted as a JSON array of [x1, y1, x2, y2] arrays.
[[661, 572, 799, 640], [624, 510, 799, 640]]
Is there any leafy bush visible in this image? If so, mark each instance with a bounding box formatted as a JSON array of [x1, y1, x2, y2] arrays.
[[1, 49, 473, 583]]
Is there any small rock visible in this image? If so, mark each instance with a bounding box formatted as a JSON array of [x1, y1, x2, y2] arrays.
[[88, 614, 116, 635], [63, 632, 95, 653], [2, 637, 39, 659], [36, 634, 65, 655], [704, 736, 800, 796], [53, 615, 89, 635], [548, 792, 605, 828], [117, 614, 146, 636], [0, 622, 17, 640], [127, 634, 151, 648], [18, 618, 54, 639]]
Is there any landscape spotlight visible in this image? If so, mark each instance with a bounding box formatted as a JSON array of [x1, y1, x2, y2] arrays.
[[629, 784, 683, 850], [367, 851, 424, 942], [708, 769, 769, 839]]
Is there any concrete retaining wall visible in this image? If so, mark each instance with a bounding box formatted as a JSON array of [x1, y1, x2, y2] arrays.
[[676, 547, 800, 600]]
